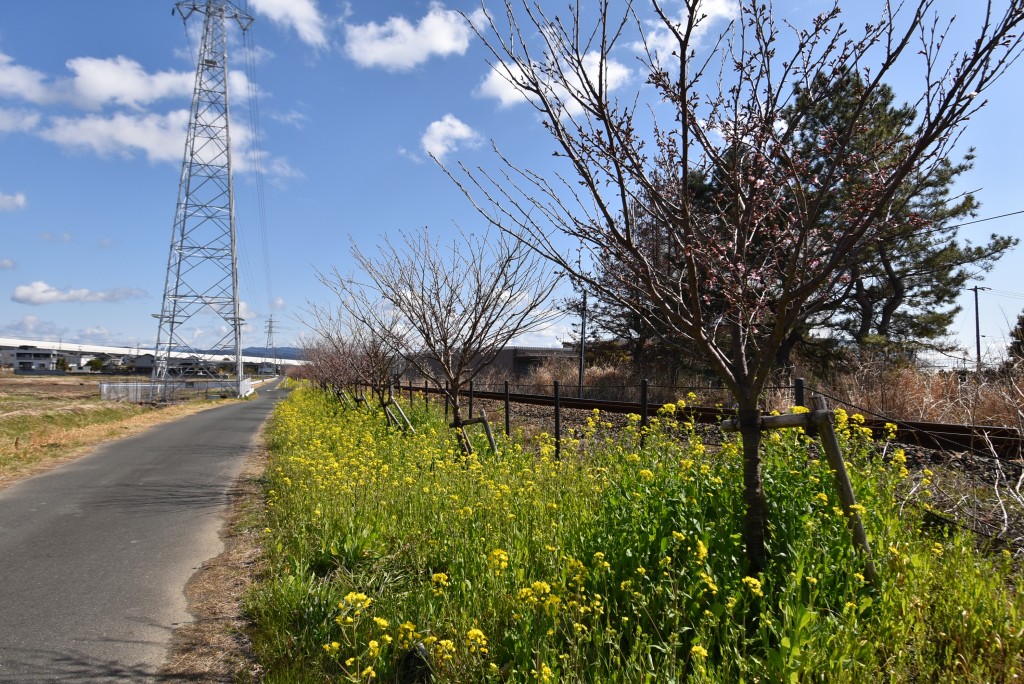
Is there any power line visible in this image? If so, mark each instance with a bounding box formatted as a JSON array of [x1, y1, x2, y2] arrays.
[[987, 288, 1024, 301], [948, 208, 1024, 229]]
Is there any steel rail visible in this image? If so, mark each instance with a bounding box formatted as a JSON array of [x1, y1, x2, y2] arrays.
[[395, 383, 1023, 459]]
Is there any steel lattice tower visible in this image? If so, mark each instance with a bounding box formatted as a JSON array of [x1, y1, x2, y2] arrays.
[[153, 0, 253, 396]]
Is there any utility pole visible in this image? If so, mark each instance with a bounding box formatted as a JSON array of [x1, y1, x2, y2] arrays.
[[578, 290, 586, 398], [153, 1, 253, 398], [969, 285, 991, 372]]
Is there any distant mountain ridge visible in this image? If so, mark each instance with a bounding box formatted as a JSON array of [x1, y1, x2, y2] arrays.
[[241, 346, 304, 361]]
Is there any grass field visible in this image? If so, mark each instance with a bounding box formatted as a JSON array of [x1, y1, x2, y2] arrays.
[[244, 386, 1024, 683], [0, 373, 227, 487]]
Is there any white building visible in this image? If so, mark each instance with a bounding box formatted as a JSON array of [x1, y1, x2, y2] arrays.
[[1, 346, 60, 371]]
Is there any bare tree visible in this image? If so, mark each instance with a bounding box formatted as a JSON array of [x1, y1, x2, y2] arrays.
[[301, 298, 408, 404], [450, 0, 1024, 570], [321, 226, 560, 433]]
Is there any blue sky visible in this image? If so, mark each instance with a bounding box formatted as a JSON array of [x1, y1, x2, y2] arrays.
[[0, 0, 1022, 364]]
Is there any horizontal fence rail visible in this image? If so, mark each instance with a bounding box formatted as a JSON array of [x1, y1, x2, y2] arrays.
[[379, 379, 1023, 460]]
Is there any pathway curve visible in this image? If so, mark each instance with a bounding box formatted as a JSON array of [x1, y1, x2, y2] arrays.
[[0, 379, 290, 682]]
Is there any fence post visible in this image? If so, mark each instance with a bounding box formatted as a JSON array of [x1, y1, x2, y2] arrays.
[[444, 381, 450, 420], [469, 380, 475, 418], [794, 377, 805, 408], [408, 379, 413, 405], [810, 395, 878, 585], [640, 378, 649, 430], [554, 380, 561, 461], [425, 380, 429, 408], [504, 380, 511, 437]]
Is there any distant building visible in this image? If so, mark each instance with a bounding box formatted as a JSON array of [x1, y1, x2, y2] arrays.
[[1, 346, 60, 371], [129, 354, 155, 373], [490, 346, 577, 377], [56, 351, 98, 371]]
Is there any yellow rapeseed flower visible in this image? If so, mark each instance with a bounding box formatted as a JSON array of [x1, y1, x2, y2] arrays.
[[466, 627, 488, 654], [741, 576, 763, 597], [487, 548, 510, 575]]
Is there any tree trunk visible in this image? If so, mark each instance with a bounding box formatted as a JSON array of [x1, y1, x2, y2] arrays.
[[738, 406, 768, 573], [774, 327, 804, 370]]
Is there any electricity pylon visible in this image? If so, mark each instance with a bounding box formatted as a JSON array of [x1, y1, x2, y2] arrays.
[[153, 0, 253, 397], [265, 315, 279, 375]]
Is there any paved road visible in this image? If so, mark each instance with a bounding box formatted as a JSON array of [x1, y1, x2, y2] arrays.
[[0, 379, 290, 682]]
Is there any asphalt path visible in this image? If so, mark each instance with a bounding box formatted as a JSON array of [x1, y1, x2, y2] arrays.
[[0, 378, 291, 682]]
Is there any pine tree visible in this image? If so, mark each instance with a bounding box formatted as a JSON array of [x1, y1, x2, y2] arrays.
[[1008, 309, 1024, 366], [784, 73, 1016, 364]]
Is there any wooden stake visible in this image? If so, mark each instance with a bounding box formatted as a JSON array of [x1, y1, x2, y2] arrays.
[[810, 395, 878, 586]]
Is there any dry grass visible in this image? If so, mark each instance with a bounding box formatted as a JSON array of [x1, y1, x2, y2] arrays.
[[818, 363, 1024, 428], [499, 357, 1024, 429], [0, 375, 230, 490]]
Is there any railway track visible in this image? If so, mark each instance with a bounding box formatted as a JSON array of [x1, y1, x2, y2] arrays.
[[393, 383, 1023, 459]]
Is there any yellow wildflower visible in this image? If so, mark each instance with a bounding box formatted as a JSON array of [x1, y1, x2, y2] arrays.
[[741, 576, 763, 597], [466, 627, 488, 653], [487, 549, 510, 575]]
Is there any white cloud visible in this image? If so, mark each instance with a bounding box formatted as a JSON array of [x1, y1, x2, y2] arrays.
[[39, 231, 72, 243], [39, 110, 190, 163], [0, 52, 52, 104], [264, 155, 305, 179], [250, 0, 329, 48], [0, 258, 14, 269], [239, 300, 257, 321], [0, 51, 298, 178], [269, 108, 309, 128], [36, 108, 301, 179], [398, 146, 424, 163], [638, 0, 739, 59], [421, 113, 480, 159], [478, 67, 530, 108], [509, 314, 572, 347], [272, 296, 286, 311], [477, 52, 631, 118], [0, 107, 41, 133], [66, 56, 193, 110], [78, 326, 113, 344], [0, 314, 67, 340], [12, 280, 147, 305], [0, 192, 27, 211], [344, 2, 485, 71]]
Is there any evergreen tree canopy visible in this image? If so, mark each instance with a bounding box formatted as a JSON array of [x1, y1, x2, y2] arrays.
[[581, 73, 1016, 371]]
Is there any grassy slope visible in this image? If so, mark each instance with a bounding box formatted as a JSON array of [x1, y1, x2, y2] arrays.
[[0, 375, 227, 487], [245, 387, 1023, 683]]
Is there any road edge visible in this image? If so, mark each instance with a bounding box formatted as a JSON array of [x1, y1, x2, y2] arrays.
[[157, 425, 270, 682]]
